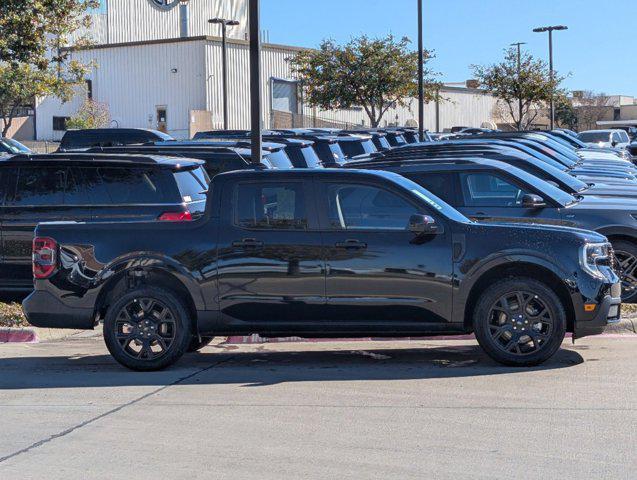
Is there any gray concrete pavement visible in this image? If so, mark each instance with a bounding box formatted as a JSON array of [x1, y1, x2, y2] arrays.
[[0, 336, 636, 479]]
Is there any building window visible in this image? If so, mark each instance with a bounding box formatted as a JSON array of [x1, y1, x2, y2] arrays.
[[271, 78, 299, 114], [86, 80, 93, 100], [53, 116, 70, 131]]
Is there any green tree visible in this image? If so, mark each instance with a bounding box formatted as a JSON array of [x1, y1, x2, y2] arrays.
[[289, 35, 441, 128], [472, 48, 566, 131], [0, 0, 98, 136], [554, 95, 578, 130]]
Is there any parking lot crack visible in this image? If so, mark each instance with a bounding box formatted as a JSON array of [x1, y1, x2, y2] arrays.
[[0, 356, 234, 465]]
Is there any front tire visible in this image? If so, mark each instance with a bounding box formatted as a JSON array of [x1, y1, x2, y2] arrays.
[[611, 239, 637, 303], [103, 287, 192, 371], [473, 277, 566, 367]]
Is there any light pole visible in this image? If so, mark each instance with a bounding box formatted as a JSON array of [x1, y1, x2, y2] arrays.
[[248, 0, 262, 163], [510, 42, 526, 130], [209, 17, 240, 130], [533, 25, 568, 130], [417, 0, 424, 141]]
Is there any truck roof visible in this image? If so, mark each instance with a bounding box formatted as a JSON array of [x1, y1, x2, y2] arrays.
[[3, 153, 205, 168], [214, 166, 408, 182]]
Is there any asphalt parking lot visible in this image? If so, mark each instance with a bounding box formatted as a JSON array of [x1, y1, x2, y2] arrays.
[[0, 335, 635, 479]]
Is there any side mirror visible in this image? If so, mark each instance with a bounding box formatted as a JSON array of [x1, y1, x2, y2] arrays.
[[522, 194, 547, 209], [612, 141, 618, 147], [408, 214, 440, 235]]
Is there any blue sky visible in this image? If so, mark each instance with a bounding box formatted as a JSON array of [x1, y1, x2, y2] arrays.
[[262, 0, 636, 96]]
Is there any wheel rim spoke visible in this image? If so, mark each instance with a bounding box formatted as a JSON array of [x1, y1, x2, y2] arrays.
[[615, 251, 637, 297], [487, 289, 554, 357], [113, 297, 177, 362]]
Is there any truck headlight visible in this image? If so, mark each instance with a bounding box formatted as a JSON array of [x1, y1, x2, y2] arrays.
[[580, 243, 611, 279]]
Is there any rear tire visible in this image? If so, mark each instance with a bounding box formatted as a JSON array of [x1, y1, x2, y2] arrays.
[[611, 239, 637, 303], [103, 286, 192, 371], [187, 336, 214, 352], [473, 277, 566, 367]]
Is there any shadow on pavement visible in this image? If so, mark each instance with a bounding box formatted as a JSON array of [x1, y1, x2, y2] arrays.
[[0, 344, 584, 389]]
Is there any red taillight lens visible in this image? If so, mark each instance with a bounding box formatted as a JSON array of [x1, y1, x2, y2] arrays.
[[33, 237, 58, 279], [158, 211, 193, 222]]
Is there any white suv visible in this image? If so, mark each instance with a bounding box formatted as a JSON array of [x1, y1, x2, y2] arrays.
[[579, 129, 631, 149]]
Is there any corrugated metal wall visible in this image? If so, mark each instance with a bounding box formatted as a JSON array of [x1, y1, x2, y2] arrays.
[[36, 39, 207, 140], [106, 0, 247, 44], [36, 37, 499, 140], [204, 39, 498, 132]]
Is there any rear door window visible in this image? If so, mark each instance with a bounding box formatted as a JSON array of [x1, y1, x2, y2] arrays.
[[404, 173, 459, 206], [235, 182, 308, 230]]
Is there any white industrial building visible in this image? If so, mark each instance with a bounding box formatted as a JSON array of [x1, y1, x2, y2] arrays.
[[34, 0, 500, 140]]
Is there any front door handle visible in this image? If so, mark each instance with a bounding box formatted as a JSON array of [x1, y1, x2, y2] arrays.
[[232, 238, 264, 248], [335, 239, 367, 250]]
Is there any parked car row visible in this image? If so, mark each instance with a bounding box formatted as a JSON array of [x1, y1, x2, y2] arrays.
[[2, 127, 623, 371]]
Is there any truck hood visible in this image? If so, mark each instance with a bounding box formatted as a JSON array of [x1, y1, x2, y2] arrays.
[[465, 220, 607, 244], [570, 194, 637, 212], [586, 183, 637, 197]]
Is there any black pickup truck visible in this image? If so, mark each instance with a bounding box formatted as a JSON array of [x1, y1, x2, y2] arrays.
[[23, 169, 621, 370]]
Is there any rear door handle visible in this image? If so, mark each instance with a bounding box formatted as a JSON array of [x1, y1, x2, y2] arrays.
[[335, 239, 367, 250], [232, 238, 264, 248]]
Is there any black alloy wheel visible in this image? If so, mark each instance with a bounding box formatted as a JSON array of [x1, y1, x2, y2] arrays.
[[103, 287, 191, 371], [487, 291, 553, 356], [114, 298, 176, 361], [473, 278, 566, 366]]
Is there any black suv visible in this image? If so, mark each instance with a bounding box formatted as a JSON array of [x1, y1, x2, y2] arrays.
[[24, 169, 620, 370], [350, 157, 637, 301], [58, 128, 173, 151], [0, 153, 209, 292]]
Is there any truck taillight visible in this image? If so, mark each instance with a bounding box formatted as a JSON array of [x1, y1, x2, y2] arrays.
[[33, 237, 58, 279], [158, 211, 193, 222]]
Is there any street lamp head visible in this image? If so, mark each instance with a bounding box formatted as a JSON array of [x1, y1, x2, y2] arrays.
[[208, 18, 240, 27], [533, 25, 568, 33]]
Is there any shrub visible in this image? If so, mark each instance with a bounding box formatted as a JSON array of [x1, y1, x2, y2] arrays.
[[0, 302, 28, 328]]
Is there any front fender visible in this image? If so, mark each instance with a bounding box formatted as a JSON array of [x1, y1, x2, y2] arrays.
[[454, 250, 575, 326]]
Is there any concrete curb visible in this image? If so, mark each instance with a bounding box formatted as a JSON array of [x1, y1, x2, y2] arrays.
[[0, 327, 84, 344], [0, 328, 38, 343]]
